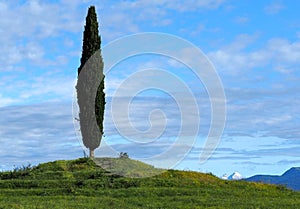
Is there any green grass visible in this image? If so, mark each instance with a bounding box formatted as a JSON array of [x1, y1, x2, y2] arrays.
[[0, 157, 299, 208], [93, 157, 165, 177]]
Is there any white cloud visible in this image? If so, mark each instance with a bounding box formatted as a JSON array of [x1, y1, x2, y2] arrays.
[[20, 75, 75, 102], [208, 34, 300, 75], [169, 0, 227, 11], [235, 16, 249, 24], [94, 0, 228, 41], [0, 94, 19, 107], [0, 102, 82, 170], [115, 0, 226, 12], [0, 0, 85, 71], [24, 42, 45, 62], [225, 87, 300, 140], [264, 2, 285, 15], [264, 115, 292, 125], [105, 96, 201, 139], [0, 71, 76, 106]]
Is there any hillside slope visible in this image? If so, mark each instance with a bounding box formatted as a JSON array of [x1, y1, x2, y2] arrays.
[[0, 158, 300, 208]]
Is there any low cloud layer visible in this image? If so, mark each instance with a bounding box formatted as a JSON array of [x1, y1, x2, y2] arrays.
[[1, 86, 299, 174], [0, 102, 82, 170]]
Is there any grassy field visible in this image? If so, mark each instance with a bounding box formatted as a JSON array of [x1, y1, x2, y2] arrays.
[[0, 157, 299, 208]]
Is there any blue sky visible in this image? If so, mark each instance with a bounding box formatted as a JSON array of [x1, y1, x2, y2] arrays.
[[1, 0, 300, 178]]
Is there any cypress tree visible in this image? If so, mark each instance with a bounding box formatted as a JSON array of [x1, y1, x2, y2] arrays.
[[77, 6, 105, 158]]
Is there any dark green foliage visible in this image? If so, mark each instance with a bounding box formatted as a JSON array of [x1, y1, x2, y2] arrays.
[[119, 152, 129, 159], [0, 163, 33, 179], [77, 6, 105, 157], [95, 77, 105, 136], [78, 6, 100, 75]]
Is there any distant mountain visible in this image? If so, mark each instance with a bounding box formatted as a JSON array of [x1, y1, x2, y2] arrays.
[[245, 167, 300, 191], [221, 172, 243, 180]]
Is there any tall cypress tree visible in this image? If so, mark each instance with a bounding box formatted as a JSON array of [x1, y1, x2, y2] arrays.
[[77, 6, 105, 158]]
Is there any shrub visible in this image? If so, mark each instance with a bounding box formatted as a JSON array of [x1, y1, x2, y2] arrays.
[[119, 152, 129, 159]]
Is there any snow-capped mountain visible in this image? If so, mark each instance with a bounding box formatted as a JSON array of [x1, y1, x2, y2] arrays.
[[221, 174, 229, 180], [221, 172, 243, 180], [221, 167, 300, 191]]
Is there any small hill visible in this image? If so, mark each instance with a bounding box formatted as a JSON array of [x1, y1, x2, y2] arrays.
[[245, 167, 300, 191], [0, 158, 300, 208]]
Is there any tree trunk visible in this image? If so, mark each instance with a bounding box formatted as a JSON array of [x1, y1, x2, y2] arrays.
[[89, 149, 95, 158]]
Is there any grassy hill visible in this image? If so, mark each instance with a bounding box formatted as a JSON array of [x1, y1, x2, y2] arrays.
[[0, 158, 299, 208]]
